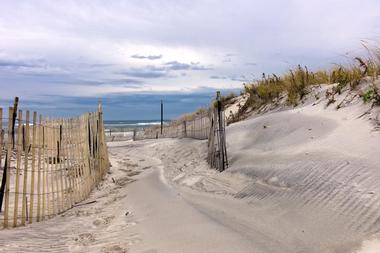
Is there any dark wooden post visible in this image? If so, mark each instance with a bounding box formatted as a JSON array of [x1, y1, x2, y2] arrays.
[[160, 100, 163, 135], [12, 97, 19, 149], [183, 121, 187, 138], [216, 91, 225, 172], [0, 106, 15, 212]]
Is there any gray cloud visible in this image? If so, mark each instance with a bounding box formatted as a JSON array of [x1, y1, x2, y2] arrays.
[[165, 61, 213, 71], [164, 61, 190, 70], [116, 66, 167, 79], [74, 78, 143, 86], [89, 63, 116, 68], [108, 78, 143, 85], [209, 75, 247, 82], [131, 54, 163, 60], [0, 59, 35, 68], [0, 57, 49, 69], [210, 75, 227, 80]]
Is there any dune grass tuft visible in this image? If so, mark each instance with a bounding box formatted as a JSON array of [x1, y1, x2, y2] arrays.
[[243, 48, 380, 109]]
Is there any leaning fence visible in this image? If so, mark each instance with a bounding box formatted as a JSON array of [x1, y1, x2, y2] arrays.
[[0, 98, 109, 229], [207, 105, 228, 171], [134, 92, 228, 172]]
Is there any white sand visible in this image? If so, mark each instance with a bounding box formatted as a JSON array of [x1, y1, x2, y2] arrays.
[[0, 87, 380, 252], [356, 239, 380, 253]]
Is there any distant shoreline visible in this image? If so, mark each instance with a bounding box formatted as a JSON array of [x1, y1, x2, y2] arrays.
[[104, 120, 170, 130]]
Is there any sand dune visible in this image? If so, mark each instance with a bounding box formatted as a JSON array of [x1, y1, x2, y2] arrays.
[[1, 90, 380, 252]]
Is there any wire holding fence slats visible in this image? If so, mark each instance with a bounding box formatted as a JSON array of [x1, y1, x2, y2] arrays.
[[0, 98, 110, 229]]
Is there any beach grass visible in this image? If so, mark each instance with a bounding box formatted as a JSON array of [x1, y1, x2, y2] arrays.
[[243, 47, 380, 108]]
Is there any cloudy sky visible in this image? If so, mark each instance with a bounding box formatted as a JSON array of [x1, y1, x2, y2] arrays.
[[1, 0, 380, 119]]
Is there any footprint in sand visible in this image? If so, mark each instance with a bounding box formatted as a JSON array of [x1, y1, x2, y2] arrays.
[[93, 215, 115, 226], [75, 209, 93, 217], [101, 245, 128, 253], [125, 221, 137, 227], [74, 233, 95, 246]]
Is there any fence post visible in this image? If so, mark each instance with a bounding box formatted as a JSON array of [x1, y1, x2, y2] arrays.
[[49, 120, 56, 217], [2, 107, 13, 228], [206, 92, 228, 172], [84, 113, 93, 193], [42, 118, 47, 221], [53, 121, 60, 214], [0, 108, 4, 213], [0, 109, 2, 171], [29, 112, 37, 223], [58, 123, 65, 212], [11, 97, 19, 149], [216, 92, 225, 171], [62, 120, 69, 210], [77, 116, 84, 201], [161, 100, 163, 135], [21, 111, 30, 225], [13, 110, 22, 227], [183, 121, 187, 138], [36, 114, 42, 222], [77, 116, 86, 201], [64, 118, 73, 208]]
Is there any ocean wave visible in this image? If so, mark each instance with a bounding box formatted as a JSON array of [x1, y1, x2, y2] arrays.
[[104, 120, 165, 129], [136, 122, 161, 126]]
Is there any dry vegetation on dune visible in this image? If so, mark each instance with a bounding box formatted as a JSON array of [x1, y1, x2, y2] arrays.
[[241, 47, 380, 112]]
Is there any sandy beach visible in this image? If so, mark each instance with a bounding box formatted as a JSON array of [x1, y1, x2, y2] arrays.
[[0, 94, 379, 253]]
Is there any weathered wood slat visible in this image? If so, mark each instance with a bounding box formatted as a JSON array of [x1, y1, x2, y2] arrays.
[[13, 110, 22, 227], [0, 99, 109, 229], [28, 111, 37, 224], [21, 110, 30, 225]]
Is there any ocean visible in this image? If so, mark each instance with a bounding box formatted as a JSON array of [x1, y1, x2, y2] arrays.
[[104, 120, 168, 130]]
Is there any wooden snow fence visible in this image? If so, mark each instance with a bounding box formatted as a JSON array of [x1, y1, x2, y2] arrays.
[[207, 101, 228, 172], [0, 98, 109, 229], [134, 111, 211, 140], [135, 92, 228, 172]]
